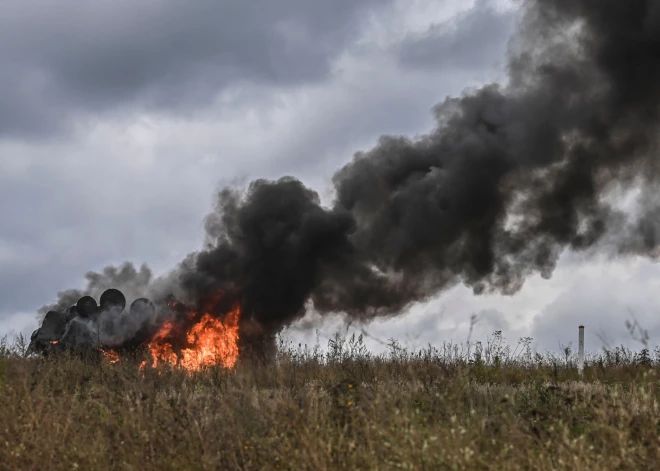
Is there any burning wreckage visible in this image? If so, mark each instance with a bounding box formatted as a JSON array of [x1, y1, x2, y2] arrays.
[[26, 288, 241, 371], [27, 288, 156, 356]]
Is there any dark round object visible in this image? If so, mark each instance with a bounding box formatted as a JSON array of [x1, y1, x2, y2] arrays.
[[100, 288, 126, 313], [77, 296, 98, 317], [129, 298, 156, 318]]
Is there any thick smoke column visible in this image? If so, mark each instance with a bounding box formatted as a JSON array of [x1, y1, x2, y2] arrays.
[[183, 0, 660, 333], [42, 0, 660, 355]]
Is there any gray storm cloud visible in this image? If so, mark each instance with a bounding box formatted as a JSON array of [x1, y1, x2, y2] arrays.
[[0, 0, 391, 138], [396, 0, 517, 72]]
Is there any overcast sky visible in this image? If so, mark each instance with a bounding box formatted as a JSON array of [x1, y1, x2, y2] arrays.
[[2, 0, 659, 355]]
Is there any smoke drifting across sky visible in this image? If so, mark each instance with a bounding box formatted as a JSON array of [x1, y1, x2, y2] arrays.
[[43, 0, 660, 349]]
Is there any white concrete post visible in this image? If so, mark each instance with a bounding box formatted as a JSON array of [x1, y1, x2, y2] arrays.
[[578, 325, 584, 377]]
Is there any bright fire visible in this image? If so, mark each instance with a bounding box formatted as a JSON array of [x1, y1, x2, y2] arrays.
[[101, 349, 120, 364], [141, 304, 240, 372]]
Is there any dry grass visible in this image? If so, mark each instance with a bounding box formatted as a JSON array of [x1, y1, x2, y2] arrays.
[[1, 333, 659, 470]]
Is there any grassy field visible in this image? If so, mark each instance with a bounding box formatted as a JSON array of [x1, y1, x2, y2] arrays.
[[1, 332, 659, 470]]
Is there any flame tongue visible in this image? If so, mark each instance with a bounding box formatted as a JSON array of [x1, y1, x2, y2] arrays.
[[180, 309, 240, 370], [101, 349, 120, 364], [142, 303, 241, 371]]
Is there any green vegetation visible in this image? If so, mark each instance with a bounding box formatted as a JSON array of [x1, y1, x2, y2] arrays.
[[1, 332, 659, 470]]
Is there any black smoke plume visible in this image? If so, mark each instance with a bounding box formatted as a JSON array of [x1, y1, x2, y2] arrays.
[[42, 0, 660, 355]]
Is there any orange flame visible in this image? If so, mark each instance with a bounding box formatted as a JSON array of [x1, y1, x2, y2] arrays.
[[101, 349, 120, 364], [141, 304, 240, 372]]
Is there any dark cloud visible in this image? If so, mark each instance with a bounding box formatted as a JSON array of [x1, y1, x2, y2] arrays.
[[0, 0, 390, 138], [396, 0, 517, 72]]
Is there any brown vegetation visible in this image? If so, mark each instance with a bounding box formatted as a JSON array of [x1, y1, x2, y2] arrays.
[[1, 333, 659, 470]]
